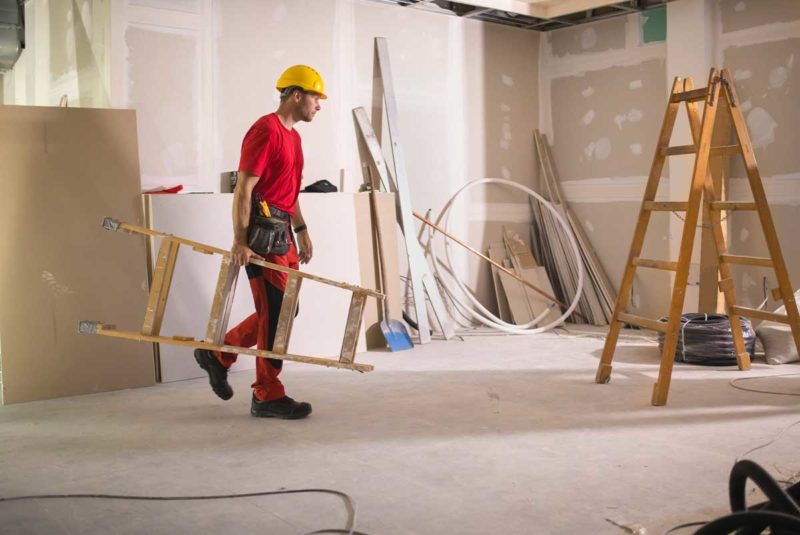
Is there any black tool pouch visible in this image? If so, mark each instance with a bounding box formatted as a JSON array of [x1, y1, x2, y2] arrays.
[[247, 214, 290, 256]]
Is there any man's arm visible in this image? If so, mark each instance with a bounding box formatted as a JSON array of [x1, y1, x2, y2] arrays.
[[231, 171, 262, 266], [291, 196, 313, 264]]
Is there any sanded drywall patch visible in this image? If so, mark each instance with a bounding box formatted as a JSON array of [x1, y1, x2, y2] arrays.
[[720, 0, 800, 33], [549, 16, 626, 58], [724, 39, 800, 178], [570, 202, 670, 319], [127, 26, 199, 189], [550, 58, 666, 181], [481, 22, 538, 202]]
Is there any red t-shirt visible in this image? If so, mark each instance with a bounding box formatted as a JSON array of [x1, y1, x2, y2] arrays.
[[238, 113, 304, 215]]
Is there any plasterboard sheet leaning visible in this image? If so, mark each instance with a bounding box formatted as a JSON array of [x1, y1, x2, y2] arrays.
[[79, 218, 384, 373], [531, 130, 616, 325], [422, 179, 584, 335]]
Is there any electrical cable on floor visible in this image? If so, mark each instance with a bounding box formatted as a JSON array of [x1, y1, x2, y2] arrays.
[[735, 417, 800, 463], [0, 488, 370, 535], [657, 313, 756, 366], [729, 372, 800, 398]]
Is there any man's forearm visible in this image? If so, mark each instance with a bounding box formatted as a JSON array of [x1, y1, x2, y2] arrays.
[[291, 197, 306, 230], [233, 179, 253, 245]]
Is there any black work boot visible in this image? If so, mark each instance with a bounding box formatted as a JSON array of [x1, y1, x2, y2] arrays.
[[251, 394, 312, 419], [194, 349, 233, 400]]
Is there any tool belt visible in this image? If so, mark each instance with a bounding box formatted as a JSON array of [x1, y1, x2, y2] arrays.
[[247, 199, 291, 257]]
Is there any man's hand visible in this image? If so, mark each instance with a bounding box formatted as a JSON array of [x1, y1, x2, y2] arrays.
[[296, 230, 313, 264], [231, 242, 263, 266]]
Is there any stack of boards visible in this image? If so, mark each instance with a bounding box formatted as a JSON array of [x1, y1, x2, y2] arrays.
[[526, 130, 617, 326], [488, 229, 562, 327]]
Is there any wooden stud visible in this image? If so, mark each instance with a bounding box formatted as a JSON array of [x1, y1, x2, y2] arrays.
[[142, 238, 180, 336], [272, 274, 303, 355], [644, 201, 688, 212], [340, 291, 368, 364], [110, 220, 383, 298], [719, 254, 773, 268], [85, 325, 374, 372], [617, 313, 668, 333], [731, 306, 791, 325], [631, 258, 679, 271], [205, 256, 239, 345]]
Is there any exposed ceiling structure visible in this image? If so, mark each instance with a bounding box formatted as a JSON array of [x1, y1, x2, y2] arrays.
[[370, 0, 673, 31]]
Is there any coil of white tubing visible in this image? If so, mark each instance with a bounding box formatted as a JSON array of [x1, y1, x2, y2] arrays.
[[428, 178, 584, 334]]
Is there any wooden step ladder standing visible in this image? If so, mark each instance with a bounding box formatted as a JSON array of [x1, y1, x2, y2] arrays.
[[596, 68, 800, 406]]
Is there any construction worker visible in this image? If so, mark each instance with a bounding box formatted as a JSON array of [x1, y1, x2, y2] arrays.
[[194, 65, 325, 419]]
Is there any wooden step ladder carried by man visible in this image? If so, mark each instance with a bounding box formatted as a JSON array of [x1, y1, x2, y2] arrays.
[[596, 68, 800, 406]]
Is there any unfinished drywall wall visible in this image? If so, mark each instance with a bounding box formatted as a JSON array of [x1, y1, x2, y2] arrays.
[[212, 0, 538, 319], [719, 0, 800, 33], [717, 0, 800, 311], [550, 16, 627, 59], [550, 59, 665, 181], [1, 0, 110, 107], [541, 12, 668, 319], [126, 26, 200, 190]]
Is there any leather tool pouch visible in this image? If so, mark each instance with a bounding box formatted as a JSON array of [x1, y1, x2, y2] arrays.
[[247, 211, 290, 257]]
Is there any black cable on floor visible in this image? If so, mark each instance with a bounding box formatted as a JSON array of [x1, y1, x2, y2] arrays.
[[664, 460, 800, 535], [0, 488, 371, 535], [729, 372, 800, 397], [657, 313, 756, 366]]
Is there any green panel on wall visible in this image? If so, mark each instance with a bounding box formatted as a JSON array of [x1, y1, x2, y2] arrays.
[[642, 6, 666, 44]]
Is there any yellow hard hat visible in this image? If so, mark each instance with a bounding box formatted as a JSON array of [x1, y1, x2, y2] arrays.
[[276, 65, 327, 99]]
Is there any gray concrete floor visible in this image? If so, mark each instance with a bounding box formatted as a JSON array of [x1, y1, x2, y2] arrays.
[[2, 327, 800, 535]]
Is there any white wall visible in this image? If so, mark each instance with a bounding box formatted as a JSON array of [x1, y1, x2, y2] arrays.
[[109, 0, 539, 313], [1, 0, 110, 107]]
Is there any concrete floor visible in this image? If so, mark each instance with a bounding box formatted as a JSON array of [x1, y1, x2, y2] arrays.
[[2, 327, 800, 535]]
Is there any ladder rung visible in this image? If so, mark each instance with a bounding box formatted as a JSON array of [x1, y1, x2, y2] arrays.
[[644, 201, 688, 212], [731, 306, 791, 325], [662, 145, 696, 156], [671, 88, 708, 102], [632, 258, 679, 271], [618, 313, 668, 333], [720, 254, 773, 268], [711, 145, 741, 157], [710, 202, 756, 211]]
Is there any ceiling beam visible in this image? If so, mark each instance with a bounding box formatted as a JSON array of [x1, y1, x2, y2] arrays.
[[450, 0, 627, 19]]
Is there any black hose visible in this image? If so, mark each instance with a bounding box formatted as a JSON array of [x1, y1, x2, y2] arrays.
[[694, 510, 800, 535], [729, 459, 800, 517], [686, 460, 800, 535], [657, 313, 756, 366]]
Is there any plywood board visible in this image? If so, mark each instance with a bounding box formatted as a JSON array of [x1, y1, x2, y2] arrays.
[[487, 243, 513, 323], [0, 105, 155, 404], [354, 193, 404, 350]]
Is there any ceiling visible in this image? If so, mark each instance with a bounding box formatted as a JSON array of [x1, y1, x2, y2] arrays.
[[369, 0, 673, 31]]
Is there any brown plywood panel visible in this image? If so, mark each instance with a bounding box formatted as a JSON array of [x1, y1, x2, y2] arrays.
[[720, 0, 800, 33], [723, 39, 800, 178], [549, 16, 627, 58], [0, 105, 155, 404], [550, 59, 666, 181]]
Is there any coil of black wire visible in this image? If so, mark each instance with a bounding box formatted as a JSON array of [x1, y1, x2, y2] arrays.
[[657, 313, 756, 366]]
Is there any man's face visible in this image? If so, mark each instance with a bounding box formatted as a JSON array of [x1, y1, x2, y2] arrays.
[[297, 91, 322, 122]]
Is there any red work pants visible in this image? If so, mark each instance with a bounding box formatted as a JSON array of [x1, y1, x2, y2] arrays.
[[215, 241, 299, 402]]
